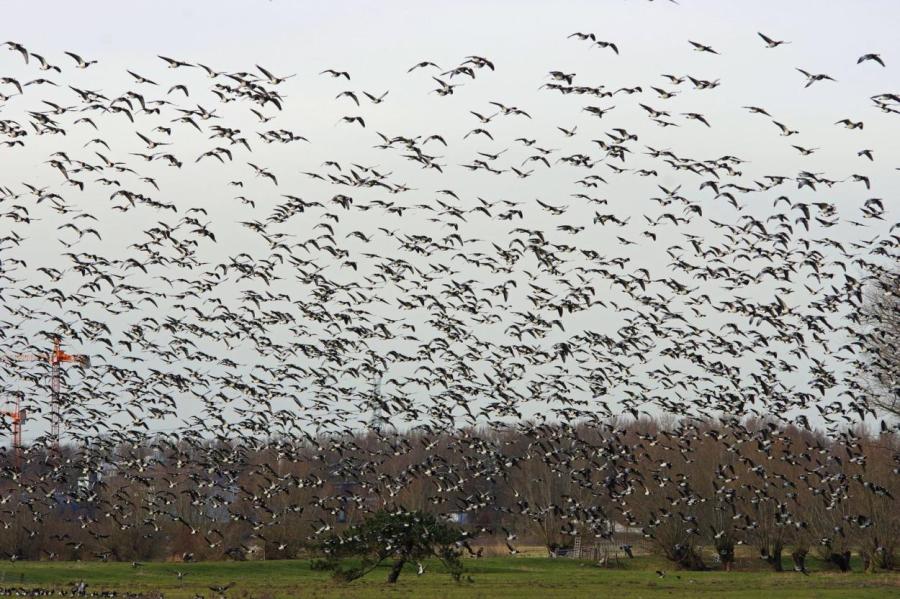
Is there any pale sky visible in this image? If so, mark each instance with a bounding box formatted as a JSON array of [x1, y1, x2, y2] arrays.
[[1, 0, 898, 441]]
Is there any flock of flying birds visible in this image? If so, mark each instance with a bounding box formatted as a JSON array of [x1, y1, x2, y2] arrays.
[[0, 20, 898, 576]]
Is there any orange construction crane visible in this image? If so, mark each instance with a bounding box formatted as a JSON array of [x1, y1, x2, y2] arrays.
[[6, 336, 90, 453], [0, 395, 24, 468]]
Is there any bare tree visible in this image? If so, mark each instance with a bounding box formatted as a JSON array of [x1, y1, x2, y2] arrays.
[[859, 268, 899, 418]]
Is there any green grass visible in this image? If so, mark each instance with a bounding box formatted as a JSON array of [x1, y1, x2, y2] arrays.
[[0, 556, 896, 598]]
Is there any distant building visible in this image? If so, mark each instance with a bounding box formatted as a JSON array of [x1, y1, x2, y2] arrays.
[[446, 512, 470, 524]]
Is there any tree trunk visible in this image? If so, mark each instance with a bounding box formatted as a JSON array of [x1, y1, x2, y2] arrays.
[[768, 543, 783, 572], [673, 545, 707, 570], [716, 542, 735, 570], [387, 558, 406, 583], [791, 548, 807, 573], [828, 551, 851, 572]]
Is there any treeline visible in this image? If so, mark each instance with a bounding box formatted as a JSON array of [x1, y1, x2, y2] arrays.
[[0, 415, 896, 572]]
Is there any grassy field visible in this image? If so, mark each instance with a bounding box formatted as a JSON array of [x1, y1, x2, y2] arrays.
[[0, 555, 897, 598]]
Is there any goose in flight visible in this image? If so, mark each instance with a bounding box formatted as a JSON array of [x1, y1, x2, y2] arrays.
[[549, 71, 576, 85], [796, 68, 836, 87], [363, 90, 389, 104], [792, 145, 818, 155], [689, 40, 719, 54], [64, 51, 97, 68], [463, 55, 495, 70], [336, 91, 359, 105], [127, 70, 158, 85], [339, 115, 366, 128], [158, 55, 194, 69], [682, 112, 711, 127], [743, 106, 771, 117], [257, 65, 295, 84], [320, 69, 351, 80], [857, 53, 885, 67], [31, 53, 61, 73], [593, 40, 619, 54], [835, 118, 863, 130], [758, 32, 789, 48], [3, 41, 29, 63], [408, 61, 439, 72], [247, 162, 278, 185]]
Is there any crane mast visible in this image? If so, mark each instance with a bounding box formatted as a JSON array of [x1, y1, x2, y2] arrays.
[[0, 395, 23, 469], [3, 336, 90, 461]]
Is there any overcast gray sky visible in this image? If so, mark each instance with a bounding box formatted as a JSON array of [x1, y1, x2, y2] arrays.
[[1, 1, 898, 441]]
